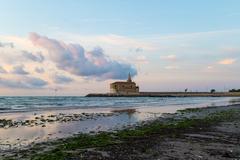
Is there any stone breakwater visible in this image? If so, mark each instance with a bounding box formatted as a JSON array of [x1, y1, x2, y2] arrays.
[[0, 112, 117, 129], [86, 92, 240, 97]]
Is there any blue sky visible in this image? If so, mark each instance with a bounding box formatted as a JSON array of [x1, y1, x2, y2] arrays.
[[1, 0, 240, 36], [0, 0, 240, 95]]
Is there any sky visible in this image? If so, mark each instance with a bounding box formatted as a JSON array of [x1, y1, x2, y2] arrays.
[[0, 0, 240, 95]]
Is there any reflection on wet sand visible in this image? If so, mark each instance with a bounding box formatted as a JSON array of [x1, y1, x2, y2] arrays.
[[0, 113, 136, 150]]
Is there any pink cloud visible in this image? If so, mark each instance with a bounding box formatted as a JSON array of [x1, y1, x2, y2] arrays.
[[29, 33, 137, 80], [218, 58, 236, 65]]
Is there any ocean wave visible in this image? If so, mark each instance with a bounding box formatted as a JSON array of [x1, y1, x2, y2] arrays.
[[0, 107, 11, 110], [0, 96, 239, 114]]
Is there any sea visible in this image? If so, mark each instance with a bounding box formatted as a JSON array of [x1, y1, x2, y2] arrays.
[[0, 96, 239, 113]]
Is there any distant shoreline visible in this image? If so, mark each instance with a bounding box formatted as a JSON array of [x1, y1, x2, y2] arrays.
[[86, 92, 240, 97]]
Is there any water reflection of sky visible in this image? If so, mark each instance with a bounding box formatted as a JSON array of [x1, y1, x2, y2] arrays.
[[0, 97, 240, 150], [0, 114, 135, 149]]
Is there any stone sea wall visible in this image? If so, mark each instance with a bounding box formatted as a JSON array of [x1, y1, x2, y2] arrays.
[[86, 92, 240, 97]]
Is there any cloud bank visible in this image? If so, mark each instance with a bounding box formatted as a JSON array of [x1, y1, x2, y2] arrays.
[[35, 67, 45, 73], [12, 65, 29, 75], [22, 51, 45, 63], [29, 33, 137, 80], [0, 42, 14, 48], [53, 74, 73, 84], [0, 77, 47, 89]]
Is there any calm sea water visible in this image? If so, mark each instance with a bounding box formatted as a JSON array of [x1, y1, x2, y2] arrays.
[[0, 96, 239, 113]]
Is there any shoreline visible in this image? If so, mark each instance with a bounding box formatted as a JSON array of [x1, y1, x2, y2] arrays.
[[2, 103, 240, 159], [0, 97, 239, 149]]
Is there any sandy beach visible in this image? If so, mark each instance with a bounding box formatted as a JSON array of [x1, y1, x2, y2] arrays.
[[1, 98, 240, 159], [0, 97, 239, 151]]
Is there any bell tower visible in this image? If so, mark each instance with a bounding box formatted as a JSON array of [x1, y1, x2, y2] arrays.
[[127, 73, 132, 82]]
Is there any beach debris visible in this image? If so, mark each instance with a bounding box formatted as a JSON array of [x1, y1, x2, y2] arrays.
[[111, 108, 137, 114], [0, 112, 119, 129], [0, 144, 11, 150]]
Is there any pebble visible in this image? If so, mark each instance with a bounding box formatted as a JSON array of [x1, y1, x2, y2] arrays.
[[0, 112, 117, 129]]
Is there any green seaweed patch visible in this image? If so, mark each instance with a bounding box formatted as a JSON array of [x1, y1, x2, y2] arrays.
[[31, 132, 116, 160], [31, 149, 67, 160], [113, 109, 240, 139], [61, 132, 116, 150], [177, 107, 205, 113]]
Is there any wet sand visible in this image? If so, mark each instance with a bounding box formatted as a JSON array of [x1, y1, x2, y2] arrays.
[[96, 105, 240, 160], [1, 103, 240, 159], [1, 99, 232, 149]]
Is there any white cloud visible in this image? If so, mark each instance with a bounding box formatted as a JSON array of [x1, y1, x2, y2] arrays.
[[0, 41, 14, 48], [54, 32, 156, 53], [160, 55, 177, 61], [141, 29, 240, 40], [164, 65, 179, 70], [136, 55, 149, 64], [207, 66, 213, 69]]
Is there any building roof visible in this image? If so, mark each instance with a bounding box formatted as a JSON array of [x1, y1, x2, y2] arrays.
[[110, 73, 137, 85], [110, 81, 136, 85]]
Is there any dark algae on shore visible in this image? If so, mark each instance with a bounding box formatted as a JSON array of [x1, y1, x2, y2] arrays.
[[3, 105, 240, 160]]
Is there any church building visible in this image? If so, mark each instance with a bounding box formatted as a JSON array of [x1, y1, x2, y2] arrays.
[[110, 73, 139, 94]]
